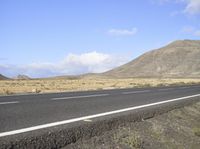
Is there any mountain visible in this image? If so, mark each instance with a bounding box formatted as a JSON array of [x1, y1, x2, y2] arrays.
[[0, 74, 9, 80], [15, 74, 31, 80], [104, 40, 200, 78]]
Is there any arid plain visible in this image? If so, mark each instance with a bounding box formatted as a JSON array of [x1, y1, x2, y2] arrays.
[[1, 78, 200, 95]]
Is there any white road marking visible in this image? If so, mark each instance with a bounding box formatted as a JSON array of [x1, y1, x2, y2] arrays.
[[51, 94, 109, 100], [1, 93, 200, 137], [0, 101, 19, 105], [180, 87, 190, 89], [122, 90, 150, 94], [158, 88, 174, 91]]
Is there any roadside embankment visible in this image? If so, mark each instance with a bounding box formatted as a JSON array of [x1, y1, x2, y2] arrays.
[[65, 100, 200, 149]]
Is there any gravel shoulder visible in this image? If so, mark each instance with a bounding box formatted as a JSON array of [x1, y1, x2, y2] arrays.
[[64, 102, 200, 149]]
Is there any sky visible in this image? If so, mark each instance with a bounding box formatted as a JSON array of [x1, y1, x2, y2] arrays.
[[0, 0, 200, 78]]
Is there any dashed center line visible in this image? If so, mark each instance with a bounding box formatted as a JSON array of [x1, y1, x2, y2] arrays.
[[0, 101, 19, 105], [158, 88, 174, 91], [122, 90, 150, 94], [51, 94, 109, 100], [179, 87, 190, 89]]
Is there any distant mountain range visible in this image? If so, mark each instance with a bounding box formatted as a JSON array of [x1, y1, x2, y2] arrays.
[[0, 74, 31, 80], [103, 40, 200, 78]]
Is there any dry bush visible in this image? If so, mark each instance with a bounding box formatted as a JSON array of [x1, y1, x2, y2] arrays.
[[2, 89, 13, 95]]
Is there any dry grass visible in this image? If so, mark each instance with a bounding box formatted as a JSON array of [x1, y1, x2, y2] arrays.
[[193, 128, 200, 137], [0, 78, 200, 95]]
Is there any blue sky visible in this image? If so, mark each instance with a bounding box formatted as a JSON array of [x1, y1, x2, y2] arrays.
[[0, 0, 200, 78]]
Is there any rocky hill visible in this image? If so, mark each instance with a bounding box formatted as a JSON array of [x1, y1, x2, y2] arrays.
[[15, 75, 31, 80], [104, 40, 200, 78]]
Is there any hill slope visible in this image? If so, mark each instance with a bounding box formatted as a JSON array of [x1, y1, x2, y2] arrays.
[[0, 74, 9, 80], [104, 40, 200, 78]]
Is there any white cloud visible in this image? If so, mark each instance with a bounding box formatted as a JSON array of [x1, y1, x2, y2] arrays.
[[152, 0, 200, 15], [63, 52, 110, 66], [108, 28, 138, 36], [0, 51, 130, 78], [181, 26, 195, 33], [60, 51, 123, 74], [184, 0, 200, 15], [181, 26, 200, 36], [194, 30, 200, 36]]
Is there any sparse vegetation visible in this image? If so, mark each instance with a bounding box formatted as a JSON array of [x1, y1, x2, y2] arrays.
[[193, 128, 200, 137], [2, 89, 13, 95], [114, 128, 142, 149], [0, 78, 200, 95]]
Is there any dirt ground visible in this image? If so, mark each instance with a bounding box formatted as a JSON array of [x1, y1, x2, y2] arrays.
[[64, 102, 200, 149], [0, 78, 200, 95]]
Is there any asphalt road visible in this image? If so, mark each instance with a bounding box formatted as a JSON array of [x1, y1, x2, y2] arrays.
[[0, 85, 200, 138]]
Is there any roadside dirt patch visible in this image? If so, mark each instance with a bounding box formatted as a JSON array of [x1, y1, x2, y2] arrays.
[[64, 102, 200, 149]]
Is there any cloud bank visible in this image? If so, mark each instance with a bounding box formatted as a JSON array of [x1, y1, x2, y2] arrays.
[[0, 51, 130, 78]]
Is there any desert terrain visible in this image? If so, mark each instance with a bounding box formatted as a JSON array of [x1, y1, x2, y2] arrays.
[[1, 78, 200, 95]]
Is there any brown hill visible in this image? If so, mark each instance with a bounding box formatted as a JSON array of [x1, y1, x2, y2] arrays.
[[0, 74, 9, 80], [104, 40, 200, 78]]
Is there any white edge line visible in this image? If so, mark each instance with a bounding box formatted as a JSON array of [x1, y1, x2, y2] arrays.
[[0, 93, 200, 137], [51, 94, 109, 100], [0, 101, 19, 105], [122, 90, 150, 94]]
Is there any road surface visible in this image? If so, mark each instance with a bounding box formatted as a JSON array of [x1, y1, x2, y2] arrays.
[[0, 85, 200, 138]]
